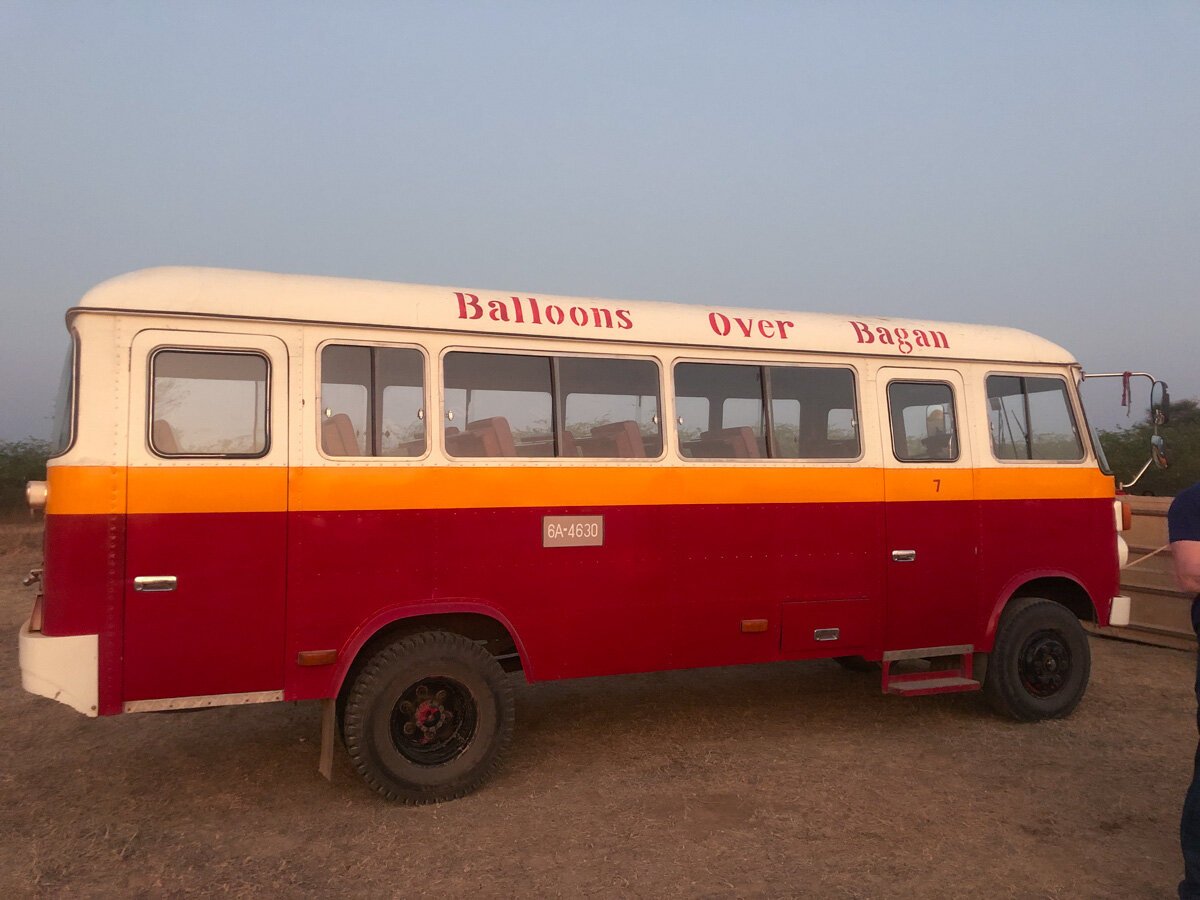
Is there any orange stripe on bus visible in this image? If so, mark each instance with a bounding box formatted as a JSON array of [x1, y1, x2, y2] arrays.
[[46, 463, 1114, 515], [46, 466, 127, 515]]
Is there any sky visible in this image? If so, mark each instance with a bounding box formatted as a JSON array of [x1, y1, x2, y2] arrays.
[[2, 2, 1197, 441]]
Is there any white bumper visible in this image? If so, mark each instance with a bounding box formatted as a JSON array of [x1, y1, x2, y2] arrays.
[[19, 619, 99, 716], [1109, 595, 1132, 628]]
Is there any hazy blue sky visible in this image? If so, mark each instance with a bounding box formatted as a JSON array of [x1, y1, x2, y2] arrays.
[[2, 2, 1196, 440]]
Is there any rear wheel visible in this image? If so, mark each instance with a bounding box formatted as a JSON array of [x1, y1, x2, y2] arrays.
[[342, 631, 515, 803], [983, 597, 1090, 721]]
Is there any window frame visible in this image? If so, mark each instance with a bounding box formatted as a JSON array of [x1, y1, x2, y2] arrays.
[[671, 357, 864, 463], [983, 371, 1086, 464], [147, 346, 273, 460], [315, 339, 430, 462], [885, 379, 961, 464], [439, 345, 666, 463]]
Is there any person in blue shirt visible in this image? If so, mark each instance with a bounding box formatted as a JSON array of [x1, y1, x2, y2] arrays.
[[1170, 482, 1200, 899]]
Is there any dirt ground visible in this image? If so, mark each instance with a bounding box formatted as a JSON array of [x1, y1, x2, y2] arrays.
[[1, 522, 1196, 898]]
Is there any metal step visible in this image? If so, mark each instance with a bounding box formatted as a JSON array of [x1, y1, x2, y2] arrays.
[[882, 644, 973, 662], [886, 676, 981, 697]]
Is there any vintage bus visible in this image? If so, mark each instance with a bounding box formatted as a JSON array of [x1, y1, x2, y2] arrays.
[[19, 267, 1162, 803]]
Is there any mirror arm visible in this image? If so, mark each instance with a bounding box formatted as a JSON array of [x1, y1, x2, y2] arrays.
[[1082, 371, 1157, 382], [1119, 456, 1155, 492]]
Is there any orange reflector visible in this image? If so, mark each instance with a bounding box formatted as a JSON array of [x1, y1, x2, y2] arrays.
[[740, 619, 768, 634], [1120, 500, 1132, 532], [297, 650, 338, 667]]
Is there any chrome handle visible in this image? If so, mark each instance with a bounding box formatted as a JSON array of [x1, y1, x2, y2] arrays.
[[891, 550, 917, 563], [134, 575, 177, 592], [814, 628, 840, 642]]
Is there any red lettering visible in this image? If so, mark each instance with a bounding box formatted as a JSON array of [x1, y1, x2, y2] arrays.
[[757, 320, 776, 338], [776, 320, 794, 339], [456, 292, 482, 320], [914, 330, 930, 348], [895, 327, 912, 354], [931, 330, 948, 349], [488, 300, 510, 322], [875, 327, 895, 345], [591, 307, 614, 329], [569, 306, 588, 326], [511, 297, 525, 324], [546, 304, 565, 325], [528, 297, 542, 324], [616, 310, 633, 330], [734, 317, 754, 338], [708, 312, 731, 336], [850, 321, 873, 344]]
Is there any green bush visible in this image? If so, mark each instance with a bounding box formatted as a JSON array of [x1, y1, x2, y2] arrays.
[[1098, 398, 1200, 497], [0, 439, 50, 515]]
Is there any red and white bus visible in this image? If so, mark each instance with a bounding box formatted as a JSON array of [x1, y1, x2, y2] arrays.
[[19, 267, 1164, 802]]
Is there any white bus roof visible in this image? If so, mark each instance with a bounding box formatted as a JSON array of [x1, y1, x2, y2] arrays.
[[76, 266, 1076, 366]]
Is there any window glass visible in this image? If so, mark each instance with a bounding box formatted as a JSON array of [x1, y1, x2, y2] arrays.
[[674, 363, 766, 459], [151, 350, 268, 456], [375, 348, 426, 456], [767, 366, 859, 459], [770, 398, 801, 457], [320, 345, 426, 457], [888, 381, 957, 462], [320, 345, 370, 455], [49, 336, 77, 457], [674, 362, 859, 461], [560, 356, 661, 458], [674, 396, 709, 447], [443, 352, 553, 457], [986, 375, 1083, 461]]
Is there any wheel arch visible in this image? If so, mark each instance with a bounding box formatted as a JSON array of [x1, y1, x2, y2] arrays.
[[334, 602, 531, 702], [983, 571, 1097, 650]]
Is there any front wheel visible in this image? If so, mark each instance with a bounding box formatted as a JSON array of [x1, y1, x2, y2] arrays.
[[342, 631, 515, 803], [983, 597, 1090, 722]]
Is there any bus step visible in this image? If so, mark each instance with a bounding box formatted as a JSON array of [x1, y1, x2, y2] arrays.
[[881, 647, 979, 697], [886, 676, 981, 697]]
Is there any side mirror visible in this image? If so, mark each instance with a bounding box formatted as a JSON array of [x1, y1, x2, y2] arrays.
[[1151, 434, 1169, 470], [1151, 381, 1170, 426]]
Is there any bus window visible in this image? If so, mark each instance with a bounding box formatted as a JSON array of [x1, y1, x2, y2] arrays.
[[443, 352, 662, 458], [150, 349, 268, 457], [443, 352, 553, 457], [674, 363, 766, 459], [559, 356, 662, 458], [674, 362, 860, 460], [767, 366, 860, 459], [888, 381, 957, 462], [319, 345, 426, 457], [987, 375, 1084, 461]]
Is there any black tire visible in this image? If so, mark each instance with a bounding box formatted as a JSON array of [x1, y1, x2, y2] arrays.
[[983, 597, 1090, 722], [834, 655, 880, 673], [342, 631, 515, 803]]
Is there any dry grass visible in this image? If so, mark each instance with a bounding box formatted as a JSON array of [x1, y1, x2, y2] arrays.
[[1, 523, 1195, 897]]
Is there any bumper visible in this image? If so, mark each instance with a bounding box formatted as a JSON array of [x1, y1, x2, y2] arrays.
[[1109, 595, 1132, 628], [19, 619, 99, 716]]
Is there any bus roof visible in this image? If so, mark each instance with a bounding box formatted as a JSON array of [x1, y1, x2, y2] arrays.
[[76, 266, 1077, 366]]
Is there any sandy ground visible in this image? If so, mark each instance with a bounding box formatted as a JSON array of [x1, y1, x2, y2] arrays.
[[1, 521, 1196, 898]]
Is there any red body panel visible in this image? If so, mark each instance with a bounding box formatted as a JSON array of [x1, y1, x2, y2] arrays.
[[123, 512, 287, 701], [41, 497, 1117, 711]]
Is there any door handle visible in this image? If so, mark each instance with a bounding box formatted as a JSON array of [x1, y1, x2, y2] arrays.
[[891, 550, 917, 563], [134, 575, 178, 592]]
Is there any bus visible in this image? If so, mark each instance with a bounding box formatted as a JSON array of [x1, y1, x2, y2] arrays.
[[18, 266, 1166, 803]]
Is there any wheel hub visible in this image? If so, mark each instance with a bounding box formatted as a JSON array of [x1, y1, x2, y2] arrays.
[[390, 678, 477, 765], [1018, 630, 1071, 698]]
